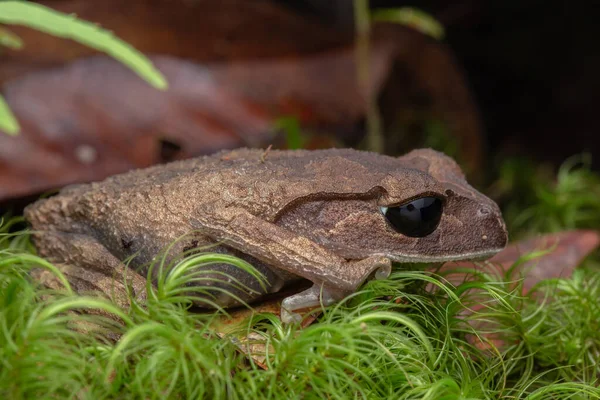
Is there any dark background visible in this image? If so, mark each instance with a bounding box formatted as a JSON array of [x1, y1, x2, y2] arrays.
[[281, 0, 600, 167], [1, 0, 598, 206]]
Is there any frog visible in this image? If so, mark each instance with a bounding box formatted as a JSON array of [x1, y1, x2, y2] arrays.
[[24, 148, 508, 322]]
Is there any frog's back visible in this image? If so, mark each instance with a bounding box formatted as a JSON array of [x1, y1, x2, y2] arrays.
[[26, 147, 436, 228], [52, 148, 320, 198], [156, 147, 416, 219]]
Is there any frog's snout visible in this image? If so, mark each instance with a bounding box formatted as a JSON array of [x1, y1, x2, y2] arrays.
[[475, 204, 508, 251]]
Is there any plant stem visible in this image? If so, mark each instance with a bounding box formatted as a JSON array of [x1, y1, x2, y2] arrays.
[[354, 0, 383, 153]]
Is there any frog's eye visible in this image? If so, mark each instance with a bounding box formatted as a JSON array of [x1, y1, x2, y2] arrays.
[[380, 196, 443, 237]]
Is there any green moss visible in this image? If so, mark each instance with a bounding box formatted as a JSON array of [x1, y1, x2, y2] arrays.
[[494, 154, 600, 237], [1, 228, 599, 398], [2, 156, 600, 398]]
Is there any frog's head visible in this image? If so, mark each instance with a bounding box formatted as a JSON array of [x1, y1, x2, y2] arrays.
[[275, 148, 508, 263], [371, 148, 508, 262]]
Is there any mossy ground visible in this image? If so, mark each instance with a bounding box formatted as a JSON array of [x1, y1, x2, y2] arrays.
[[1, 157, 600, 399]]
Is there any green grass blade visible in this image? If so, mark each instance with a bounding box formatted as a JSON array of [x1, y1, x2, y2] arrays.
[[0, 253, 72, 293], [0, 94, 19, 135], [35, 297, 134, 326], [0, 26, 22, 49], [371, 7, 445, 40], [0, 1, 167, 90]]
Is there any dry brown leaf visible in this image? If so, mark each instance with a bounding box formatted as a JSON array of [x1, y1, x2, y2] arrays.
[[1, 0, 483, 201], [439, 230, 600, 352], [211, 292, 320, 370], [442, 229, 600, 292], [0, 0, 346, 85], [0, 47, 392, 201]]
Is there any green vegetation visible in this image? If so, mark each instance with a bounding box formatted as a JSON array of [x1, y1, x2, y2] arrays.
[[494, 154, 600, 237], [275, 116, 308, 150], [1, 156, 600, 399], [0, 0, 167, 135], [371, 7, 445, 40], [1, 0, 597, 395]]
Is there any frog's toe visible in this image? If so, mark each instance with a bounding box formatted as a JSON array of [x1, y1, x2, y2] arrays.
[[280, 284, 347, 324], [280, 308, 303, 324]]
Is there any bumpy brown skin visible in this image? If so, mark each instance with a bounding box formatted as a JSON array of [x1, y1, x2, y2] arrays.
[[25, 148, 507, 320]]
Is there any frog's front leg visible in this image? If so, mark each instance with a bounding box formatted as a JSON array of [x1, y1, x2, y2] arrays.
[[192, 207, 392, 322], [279, 284, 345, 323]]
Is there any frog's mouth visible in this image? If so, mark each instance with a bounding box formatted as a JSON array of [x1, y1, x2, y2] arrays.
[[382, 247, 505, 263]]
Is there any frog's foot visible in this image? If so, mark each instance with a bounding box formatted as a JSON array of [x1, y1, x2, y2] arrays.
[[30, 231, 147, 310], [280, 284, 348, 324]]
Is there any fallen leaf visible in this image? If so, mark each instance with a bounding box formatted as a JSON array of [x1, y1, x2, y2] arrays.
[[442, 229, 600, 292], [439, 230, 600, 352], [211, 288, 320, 370], [0, 0, 484, 201], [0, 0, 347, 85], [0, 47, 392, 201]]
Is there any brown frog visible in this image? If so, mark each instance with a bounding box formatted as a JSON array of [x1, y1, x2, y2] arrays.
[[24, 148, 507, 322]]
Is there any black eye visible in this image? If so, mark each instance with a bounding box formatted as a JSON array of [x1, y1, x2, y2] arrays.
[[381, 196, 443, 237]]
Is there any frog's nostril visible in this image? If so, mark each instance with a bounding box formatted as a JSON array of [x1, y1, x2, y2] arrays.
[[478, 207, 491, 216]]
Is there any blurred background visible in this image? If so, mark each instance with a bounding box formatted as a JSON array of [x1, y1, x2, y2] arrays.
[[288, 0, 600, 166], [1, 0, 598, 209]]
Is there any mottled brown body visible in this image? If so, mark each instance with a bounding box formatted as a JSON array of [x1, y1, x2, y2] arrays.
[[25, 148, 507, 321]]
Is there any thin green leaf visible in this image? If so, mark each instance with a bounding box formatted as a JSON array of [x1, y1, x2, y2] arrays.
[[0, 26, 23, 49], [0, 1, 167, 89], [274, 116, 306, 150], [0, 94, 19, 135], [371, 7, 445, 40]]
